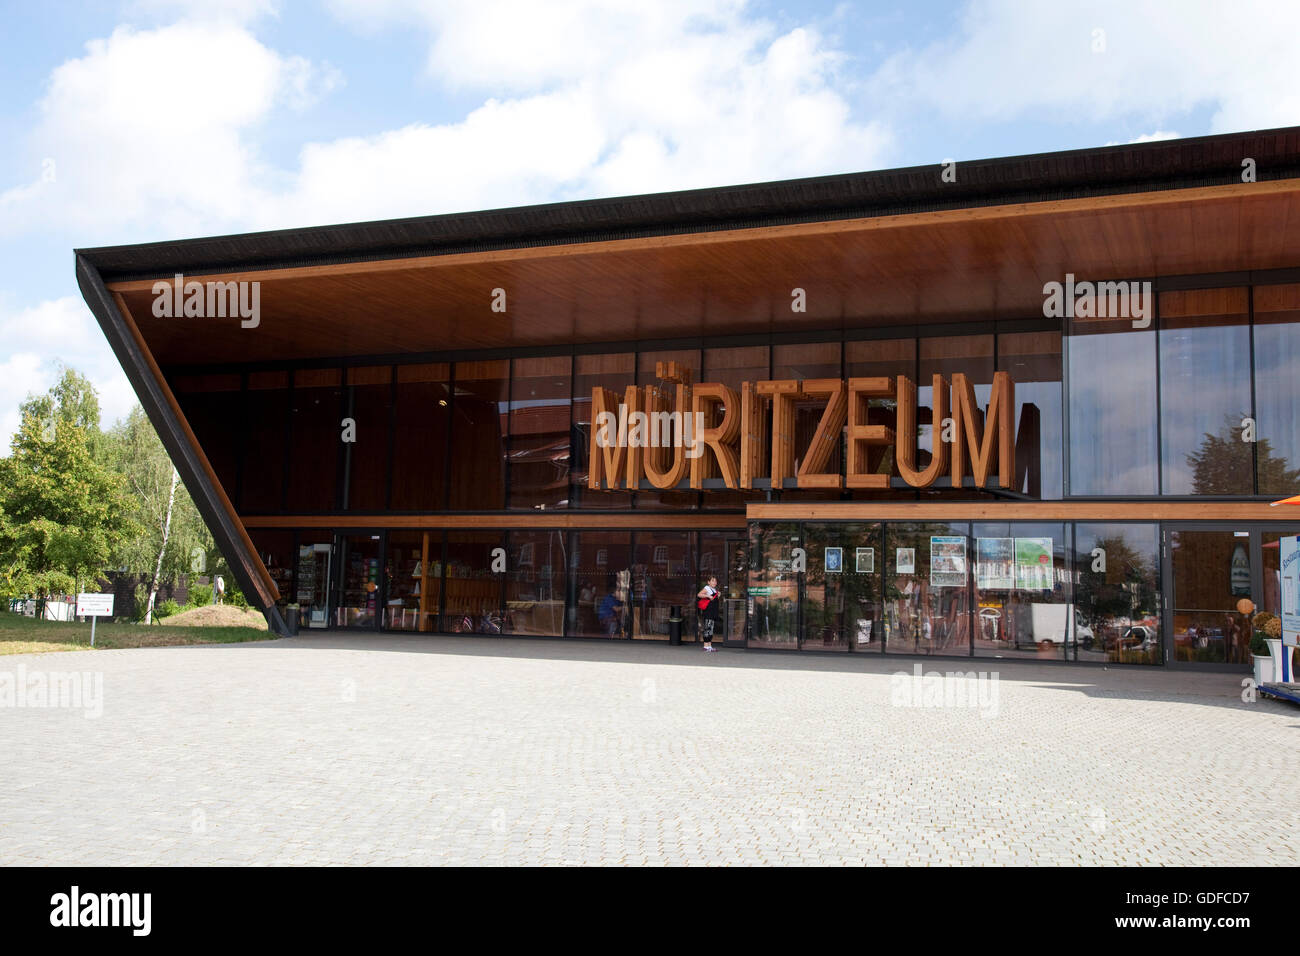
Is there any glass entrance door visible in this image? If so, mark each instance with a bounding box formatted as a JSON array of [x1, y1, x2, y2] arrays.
[[336, 533, 383, 629], [1167, 528, 1254, 665], [722, 537, 748, 646]]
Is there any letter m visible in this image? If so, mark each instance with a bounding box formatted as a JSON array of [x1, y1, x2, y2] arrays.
[[951, 372, 1014, 488], [588, 386, 641, 490]]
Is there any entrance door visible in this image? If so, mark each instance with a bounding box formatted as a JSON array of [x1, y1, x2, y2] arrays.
[[335, 532, 384, 629], [295, 540, 333, 629], [722, 537, 748, 646], [1166, 527, 1254, 665]]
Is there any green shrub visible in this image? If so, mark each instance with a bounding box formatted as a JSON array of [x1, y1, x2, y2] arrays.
[[156, 598, 181, 619], [132, 583, 150, 622], [188, 583, 213, 607], [1250, 629, 1270, 657]]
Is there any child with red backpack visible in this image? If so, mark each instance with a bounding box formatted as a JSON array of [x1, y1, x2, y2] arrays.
[[697, 576, 721, 652]]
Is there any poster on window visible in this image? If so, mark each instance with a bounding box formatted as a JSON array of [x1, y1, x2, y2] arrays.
[[825, 547, 843, 573], [1014, 537, 1054, 591], [1281, 535, 1300, 648], [856, 547, 874, 573], [976, 537, 1014, 590], [896, 548, 916, 575], [929, 536, 966, 588]]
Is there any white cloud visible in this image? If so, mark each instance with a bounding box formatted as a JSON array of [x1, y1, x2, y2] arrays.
[[870, 0, 1300, 132], [0, 297, 137, 453], [5, 21, 337, 239]]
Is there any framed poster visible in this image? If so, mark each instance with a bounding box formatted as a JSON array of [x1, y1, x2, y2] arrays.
[[896, 548, 916, 575], [825, 547, 843, 573], [976, 537, 1014, 590], [856, 547, 875, 573], [930, 536, 966, 588], [1281, 535, 1300, 648], [1014, 537, 1054, 590]]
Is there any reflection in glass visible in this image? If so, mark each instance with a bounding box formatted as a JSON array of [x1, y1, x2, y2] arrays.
[[971, 522, 1069, 660], [1253, 284, 1300, 495], [630, 531, 693, 640], [504, 530, 566, 636], [242, 371, 289, 512], [1169, 529, 1249, 664], [1067, 317, 1157, 495], [1159, 289, 1252, 495], [385, 530, 441, 632], [1073, 523, 1160, 664], [288, 368, 342, 512], [998, 332, 1062, 499], [391, 364, 451, 511], [346, 367, 394, 511], [884, 522, 970, 655], [571, 353, 634, 509], [570, 531, 632, 638], [443, 532, 504, 633], [508, 356, 572, 510], [801, 523, 881, 650], [449, 360, 509, 510], [748, 522, 800, 649]]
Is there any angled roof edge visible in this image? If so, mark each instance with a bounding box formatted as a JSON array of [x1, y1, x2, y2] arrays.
[[78, 125, 1300, 282]]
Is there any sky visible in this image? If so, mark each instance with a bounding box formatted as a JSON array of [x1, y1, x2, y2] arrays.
[[1, 0, 1298, 448]]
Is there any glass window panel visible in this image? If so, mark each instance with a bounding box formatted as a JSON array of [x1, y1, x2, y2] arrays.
[[1169, 528, 1252, 664], [801, 523, 882, 651], [241, 371, 289, 512], [1253, 284, 1300, 495], [449, 360, 509, 510], [247, 528, 293, 614], [345, 366, 393, 512], [443, 531, 504, 633], [384, 531, 441, 632], [702, 345, 769, 509], [971, 522, 1069, 660], [569, 531, 632, 638], [171, 372, 242, 506], [391, 364, 451, 511], [1067, 315, 1158, 495], [504, 530, 567, 636], [1159, 288, 1252, 495], [336, 533, 382, 628], [920, 336, 993, 477], [572, 352, 634, 509], [884, 522, 970, 655], [998, 331, 1063, 500], [508, 355, 572, 510], [287, 368, 342, 512], [630, 530, 693, 641], [1073, 523, 1161, 665], [845, 339, 916, 497], [637, 349, 700, 511], [747, 522, 800, 649]]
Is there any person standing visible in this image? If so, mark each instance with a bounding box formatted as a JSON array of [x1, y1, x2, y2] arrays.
[[697, 575, 721, 652]]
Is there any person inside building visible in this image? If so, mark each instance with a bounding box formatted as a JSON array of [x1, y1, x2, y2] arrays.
[[697, 575, 721, 652]]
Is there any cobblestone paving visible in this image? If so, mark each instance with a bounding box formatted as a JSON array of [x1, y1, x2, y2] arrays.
[[1, 635, 1296, 865]]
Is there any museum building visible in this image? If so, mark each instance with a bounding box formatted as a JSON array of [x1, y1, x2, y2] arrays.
[[76, 127, 1300, 668]]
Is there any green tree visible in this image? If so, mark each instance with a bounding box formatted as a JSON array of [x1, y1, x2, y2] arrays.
[[1186, 414, 1300, 495], [103, 405, 212, 622], [0, 371, 138, 601]]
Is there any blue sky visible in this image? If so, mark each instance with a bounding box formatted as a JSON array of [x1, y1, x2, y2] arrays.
[[1, 0, 1296, 444]]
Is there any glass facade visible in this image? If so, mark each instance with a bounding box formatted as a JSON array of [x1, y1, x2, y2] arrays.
[[186, 283, 1300, 665]]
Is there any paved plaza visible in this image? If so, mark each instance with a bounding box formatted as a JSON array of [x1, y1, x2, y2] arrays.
[[1, 635, 1296, 865]]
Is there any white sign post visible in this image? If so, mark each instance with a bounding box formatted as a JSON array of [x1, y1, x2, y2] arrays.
[[1278, 536, 1300, 683], [76, 593, 114, 647]]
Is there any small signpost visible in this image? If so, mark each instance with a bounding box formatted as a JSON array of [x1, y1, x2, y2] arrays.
[[76, 593, 114, 647]]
